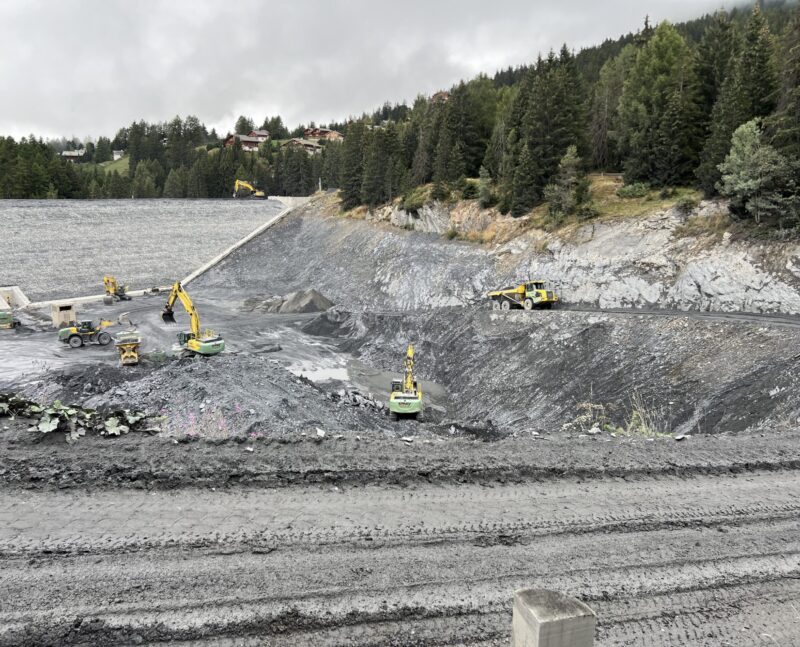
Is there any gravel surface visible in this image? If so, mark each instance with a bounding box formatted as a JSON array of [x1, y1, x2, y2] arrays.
[[1, 198, 284, 300]]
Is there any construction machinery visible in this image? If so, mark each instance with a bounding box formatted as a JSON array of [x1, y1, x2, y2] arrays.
[[114, 330, 142, 366], [233, 179, 266, 199], [0, 311, 20, 330], [389, 344, 423, 420], [488, 280, 559, 311], [103, 276, 132, 303], [58, 320, 115, 348], [161, 281, 225, 356]]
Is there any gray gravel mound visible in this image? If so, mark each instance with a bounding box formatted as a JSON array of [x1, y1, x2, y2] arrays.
[[21, 353, 395, 438], [243, 288, 334, 314]]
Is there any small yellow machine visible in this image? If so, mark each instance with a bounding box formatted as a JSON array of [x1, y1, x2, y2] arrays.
[[103, 276, 131, 302], [389, 344, 423, 420], [233, 179, 266, 199], [58, 320, 115, 348], [114, 330, 142, 366], [488, 280, 559, 311], [161, 282, 225, 356]]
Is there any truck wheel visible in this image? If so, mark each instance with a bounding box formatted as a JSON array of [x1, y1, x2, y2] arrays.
[[524, 298, 534, 310], [501, 300, 511, 311], [68, 335, 83, 348], [96, 332, 112, 346], [492, 300, 500, 310]]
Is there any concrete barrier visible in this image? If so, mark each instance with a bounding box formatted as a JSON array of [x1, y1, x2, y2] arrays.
[[512, 589, 595, 647]]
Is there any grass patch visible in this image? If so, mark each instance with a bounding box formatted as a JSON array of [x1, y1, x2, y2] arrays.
[[99, 155, 129, 175], [673, 211, 732, 240]]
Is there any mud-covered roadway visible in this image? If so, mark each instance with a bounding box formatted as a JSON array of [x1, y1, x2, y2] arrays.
[[4, 204, 800, 646]]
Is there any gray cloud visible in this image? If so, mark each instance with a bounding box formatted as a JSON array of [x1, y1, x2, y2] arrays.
[[0, 0, 728, 140]]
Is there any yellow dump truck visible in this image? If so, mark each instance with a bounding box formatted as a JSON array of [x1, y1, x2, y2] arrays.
[[488, 281, 559, 310]]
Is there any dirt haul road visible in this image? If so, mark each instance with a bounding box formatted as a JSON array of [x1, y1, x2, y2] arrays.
[[2, 461, 800, 646]]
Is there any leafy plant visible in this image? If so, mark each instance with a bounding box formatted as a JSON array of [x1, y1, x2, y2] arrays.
[[0, 393, 148, 442]]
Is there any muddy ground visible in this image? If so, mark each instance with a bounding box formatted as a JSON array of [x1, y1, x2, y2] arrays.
[[3, 202, 800, 645]]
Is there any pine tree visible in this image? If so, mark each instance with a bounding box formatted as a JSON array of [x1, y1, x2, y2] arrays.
[[234, 116, 255, 135], [696, 58, 747, 195], [482, 119, 506, 180], [695, 12, 737, 126], [767, 6, 800, 159], [478, 165, 495, 208], [737, 4, 779, 120], [511, 143, 538, 216], [186, 160, 208, 198], [132, 163, 157, 198], [163, 167, 187, 198], [340, 121, 366, 210], [717, 119, 800, 226], [618, 22, 700, 183], [543, 145, 589, 224]]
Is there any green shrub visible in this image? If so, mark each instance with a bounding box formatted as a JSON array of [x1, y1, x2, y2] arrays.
[[445, 227, 459, 240], [616, 182, 649, 199], [576, 202, 600, 220], [462, 182, 479, 199], [401, 189, 425, 214]]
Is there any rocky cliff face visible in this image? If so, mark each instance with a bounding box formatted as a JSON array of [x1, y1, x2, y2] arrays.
[[361, 199, 800, 314], [198, 198, 800, 315]]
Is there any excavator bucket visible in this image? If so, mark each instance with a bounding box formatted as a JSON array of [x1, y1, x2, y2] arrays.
[[161, 309, 176, 324]]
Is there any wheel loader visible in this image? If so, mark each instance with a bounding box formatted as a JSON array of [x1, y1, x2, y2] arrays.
[[0, 311, 20, 330], [488, 280, 559, 311], [58, 320, 115, 348]]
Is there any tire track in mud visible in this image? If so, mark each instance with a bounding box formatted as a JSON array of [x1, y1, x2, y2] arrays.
[[2, 470, 800, 645]]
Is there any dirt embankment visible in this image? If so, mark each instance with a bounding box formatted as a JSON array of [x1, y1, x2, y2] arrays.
[[196, 197, 800, 314]]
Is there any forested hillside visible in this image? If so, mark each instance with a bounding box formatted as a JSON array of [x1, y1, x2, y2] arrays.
[[1, 1, 798, 229]]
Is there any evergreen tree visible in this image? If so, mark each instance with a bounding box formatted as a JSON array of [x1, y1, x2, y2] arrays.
[[695, 12, 737, 125], [131, 163, 158, 198], [543, 145, 589, 223], [478, 165, 495, 208], [186, 160, 208, 198], [767, 6, 800, 159], [717, 119, 800, 226], [483, 119, 506, 180], [340, 121, 366, 210], [590, 44, 636, 170], [737, 4, 779, 120], [618, 22, 700, 184], [95, 137, 113, 163], [235, 115, 255, 135], [163, 167, 187, 198], [511, 142, 538, 216]]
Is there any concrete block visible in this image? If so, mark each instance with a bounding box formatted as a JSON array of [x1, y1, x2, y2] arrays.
[[0, 285, 30, 309], [512, 589, 595, 647], [50, 303, 77, 329]]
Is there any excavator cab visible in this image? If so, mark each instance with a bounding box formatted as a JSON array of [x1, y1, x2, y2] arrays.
[[391, 379, 403, 393]]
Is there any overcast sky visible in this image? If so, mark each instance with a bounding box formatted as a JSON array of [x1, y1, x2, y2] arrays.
[[0, 0, 732, 141]]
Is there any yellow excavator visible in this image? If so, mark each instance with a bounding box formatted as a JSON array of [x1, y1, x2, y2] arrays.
[[389, 344, 423, 420], [161, 282, 225, 356], [103, 275, 132, 303], [233, 179, 266, 199]]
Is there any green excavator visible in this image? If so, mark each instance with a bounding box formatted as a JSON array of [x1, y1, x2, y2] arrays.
[[389, 344, 423, 420], [161, 282, 225, 356]]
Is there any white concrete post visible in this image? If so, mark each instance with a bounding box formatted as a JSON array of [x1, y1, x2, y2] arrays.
[[512, 589, 595, 647]]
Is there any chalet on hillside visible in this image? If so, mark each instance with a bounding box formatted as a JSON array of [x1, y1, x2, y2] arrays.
[[248, 129, 270, 142], [61, 149, 86, 163], [303, 127, 343, 141], [282, 138, 323, 154], [223, 133, 261, 152], [112, 150, 124, 161], [431, 90, 450, 103]]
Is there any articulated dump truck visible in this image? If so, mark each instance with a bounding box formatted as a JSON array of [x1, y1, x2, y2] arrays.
[[488, 280, 559, 311]]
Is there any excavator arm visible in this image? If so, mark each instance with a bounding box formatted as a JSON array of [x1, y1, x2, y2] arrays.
[[403, 344, 415, 393], [161, 281, 201, 338]]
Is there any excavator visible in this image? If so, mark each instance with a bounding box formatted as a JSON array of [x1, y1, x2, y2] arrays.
[[389, 344, 423, 420], [161, 281, 225, 356], [233, 179, 266, 199], [103, 275, 132, 303]]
